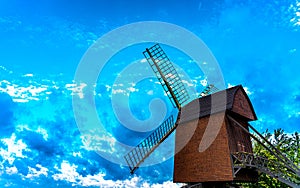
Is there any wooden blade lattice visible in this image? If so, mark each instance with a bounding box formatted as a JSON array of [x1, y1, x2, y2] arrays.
[[143, 43, 189, 109], [124, 111, 181, 174], [199, 84, 219, 97], [124, 44, 187, 174]]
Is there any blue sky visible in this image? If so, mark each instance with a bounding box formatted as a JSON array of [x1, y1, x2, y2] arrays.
[[0, 0, 300, 187]]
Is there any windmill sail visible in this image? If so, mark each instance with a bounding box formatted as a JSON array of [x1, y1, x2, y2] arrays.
[[199, 84, 219, 97], [124, 113, 181, 174], [143, 43, 189, 109], [124, 44, 189, 174]]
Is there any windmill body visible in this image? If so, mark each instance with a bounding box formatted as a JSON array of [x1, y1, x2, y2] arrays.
[[174, 85, 258, 183]]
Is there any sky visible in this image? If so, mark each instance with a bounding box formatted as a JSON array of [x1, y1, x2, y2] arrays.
[[0, 0, 300, 187]]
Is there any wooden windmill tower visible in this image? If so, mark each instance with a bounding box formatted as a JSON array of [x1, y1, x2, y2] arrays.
[[124, 44, 300, 187]]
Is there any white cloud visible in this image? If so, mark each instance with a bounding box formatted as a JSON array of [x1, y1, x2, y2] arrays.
[[147, 90, 154, 95], [15, 124, 31, 132], [53, 161, 79, 183], [26, 164, 48, 179], [0, 66, 8, 71], [200, 79, 207, 87], [36, 127, 49, 141], [65, 82, 87, 99], [282, 95, 300, 119], [52, 160, 183, 187], [127, 87, 139, 92], [0, 68, 91, 103], [252, 115, 277, 131], [80, 132, 116, 154], [72, 152, 82, 158], [105, 85, 112, 91], [15, 125, 49, 141], [243, 87, 253, 95], [151, 181, 184, 188], [5, 166, 18, 175], [23, 74, 33, 77], [12, 98, 30, 103], [227, 83, 234, 88], [289, 48, 297, 54], [79, 176, 184, 188], [181, 80, 194, 87], [0, 80, 48, 102], [112, 89, 127, 95], [227, 83, 253, 95], [141, 58, 147, 63], [0, 133, 28, 165], [289, 0, 300, 26]]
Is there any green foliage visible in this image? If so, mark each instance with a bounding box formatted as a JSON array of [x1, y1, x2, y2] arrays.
[[240, 129, 299, 188]]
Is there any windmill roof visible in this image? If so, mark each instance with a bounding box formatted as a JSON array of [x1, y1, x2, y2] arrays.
[[179, 85, 257, 123]]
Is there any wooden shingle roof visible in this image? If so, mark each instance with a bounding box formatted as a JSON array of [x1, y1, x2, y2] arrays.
[[180, 85, 257, 123]]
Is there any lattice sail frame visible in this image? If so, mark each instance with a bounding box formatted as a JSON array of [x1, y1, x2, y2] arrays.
[[124, 44, 189, 174], [199, 84, 219, 97], [143, 43, 189, 109], [124, 115, 178, 174]]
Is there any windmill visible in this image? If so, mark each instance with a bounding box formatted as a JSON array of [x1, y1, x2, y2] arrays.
[[124, 44, 300, 187]]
